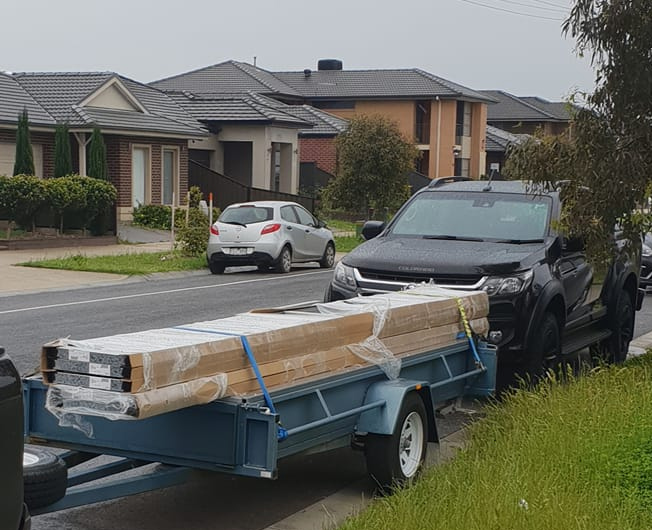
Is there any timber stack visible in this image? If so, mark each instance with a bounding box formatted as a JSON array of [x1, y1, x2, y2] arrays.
[[41, 286, 489, 420]]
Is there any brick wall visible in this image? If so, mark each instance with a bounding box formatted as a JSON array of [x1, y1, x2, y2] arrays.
[[0, 128, 55, 177], [105, 135, 189, 208], [299, 137, 337, 176]]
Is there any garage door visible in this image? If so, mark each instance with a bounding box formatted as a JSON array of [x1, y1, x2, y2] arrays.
[[0, 142, 44, 178]]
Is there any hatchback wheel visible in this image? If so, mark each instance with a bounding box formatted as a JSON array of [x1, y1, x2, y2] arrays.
[[319, 242, 335, 269], [274, 246, 292, 274]]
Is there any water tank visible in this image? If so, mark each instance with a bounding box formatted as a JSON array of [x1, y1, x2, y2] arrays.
[[317, 59, 343, 71]]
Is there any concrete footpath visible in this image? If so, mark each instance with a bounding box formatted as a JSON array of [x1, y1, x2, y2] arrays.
[[0, 241, 173, 296]]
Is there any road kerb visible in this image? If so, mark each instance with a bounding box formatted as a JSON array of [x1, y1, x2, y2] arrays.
[[264, 430, 468, 530]]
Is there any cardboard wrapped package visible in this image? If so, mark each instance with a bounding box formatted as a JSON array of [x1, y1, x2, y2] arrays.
[[42, 287, 489, 394]]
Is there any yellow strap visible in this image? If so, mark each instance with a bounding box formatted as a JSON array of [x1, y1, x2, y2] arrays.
[[456, 298, 473, 339]]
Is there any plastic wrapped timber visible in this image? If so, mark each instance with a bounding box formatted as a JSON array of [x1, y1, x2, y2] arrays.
[[41, 286, 489, 394]]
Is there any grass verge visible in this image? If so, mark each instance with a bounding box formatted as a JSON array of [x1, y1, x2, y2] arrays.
[[340, 357, 652, 530], [19, 251, 207, 275], [335, 236, 363, 253]]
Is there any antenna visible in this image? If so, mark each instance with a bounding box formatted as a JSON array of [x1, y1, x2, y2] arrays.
[[253, 56, 257, 67]]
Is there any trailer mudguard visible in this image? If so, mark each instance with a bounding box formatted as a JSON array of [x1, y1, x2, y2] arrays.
[[356, 379, 429, 437]]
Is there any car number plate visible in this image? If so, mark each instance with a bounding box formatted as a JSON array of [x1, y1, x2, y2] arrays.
[[226, 247, 250, 255]]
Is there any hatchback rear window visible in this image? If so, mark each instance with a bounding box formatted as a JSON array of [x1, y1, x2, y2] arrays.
[[219, 206, 273, 225]]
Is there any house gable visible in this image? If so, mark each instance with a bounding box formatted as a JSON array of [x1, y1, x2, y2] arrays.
[[80, 77, 147, 114]]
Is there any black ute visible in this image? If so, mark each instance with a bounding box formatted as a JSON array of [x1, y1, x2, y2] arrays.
[[325, 179, 643, 379]]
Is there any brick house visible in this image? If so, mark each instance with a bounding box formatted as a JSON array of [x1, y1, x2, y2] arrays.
[[273, 60, 497, 180], [151, 62, 347, 194], [0, 71, 207, 221]]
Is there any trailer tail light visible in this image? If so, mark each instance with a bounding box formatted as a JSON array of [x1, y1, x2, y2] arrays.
[[210, 225, 219, 236], [261, 223, 281, 235]]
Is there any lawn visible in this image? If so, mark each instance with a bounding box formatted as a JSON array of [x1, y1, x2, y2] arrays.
[[19, 251, 207, 275], [339, 357, 652, 530]]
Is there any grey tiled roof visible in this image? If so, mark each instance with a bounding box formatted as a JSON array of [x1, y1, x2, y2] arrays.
[[0, 72, 56, 126], [273, 68, 496, 102], [486, 125, 529, 152], [150, 61, 301, 98], [519, 97, 575, 120], [246, 93, 348, 135], [167, 91, 311, 127], [290, 105, 348, 136], [12, 72, 206, 136], [481, 90, 570, 122]]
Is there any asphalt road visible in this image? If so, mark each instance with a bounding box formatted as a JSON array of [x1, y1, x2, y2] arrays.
[[2, 265, 335, 376], [3, 270, 652, 530]]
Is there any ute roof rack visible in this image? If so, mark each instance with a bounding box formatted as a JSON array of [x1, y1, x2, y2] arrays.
[[427, 176, 472, 188]]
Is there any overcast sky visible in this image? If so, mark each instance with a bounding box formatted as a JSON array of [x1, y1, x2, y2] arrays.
[[2, 0, 594, 101]]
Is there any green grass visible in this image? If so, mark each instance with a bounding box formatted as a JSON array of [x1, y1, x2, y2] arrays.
[[0, 228, 27, 239], [19, 251, 207, 275], [325, 219, 358, 232], [340, 357, 652, 530], [335, 236, 363, 253]]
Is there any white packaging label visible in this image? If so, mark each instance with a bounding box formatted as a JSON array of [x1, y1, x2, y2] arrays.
[[89, 377, 112, 390], [68, 350, 90, 363], [89, 363, 112, 376], [260, 471, 272, 478]]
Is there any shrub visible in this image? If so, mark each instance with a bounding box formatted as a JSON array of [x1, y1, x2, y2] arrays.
[[46, 176, 87, 234], [0, 174, 47, 236], [132, 204, 173, 230], [87, 127, 108, 180], [53, 123, 72, 178], [13, 109, 35, 176], [70, 176, 117, 234], [188, 186, 203, 208], [175, 207, 209, 257]]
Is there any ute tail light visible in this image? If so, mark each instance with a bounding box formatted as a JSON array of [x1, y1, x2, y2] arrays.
[[210, 225, 219, 236], [260, 223, 281, 235]]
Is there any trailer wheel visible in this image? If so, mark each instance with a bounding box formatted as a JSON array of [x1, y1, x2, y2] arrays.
[[23, 447, 67, 510], [365, 392, 427, 491]]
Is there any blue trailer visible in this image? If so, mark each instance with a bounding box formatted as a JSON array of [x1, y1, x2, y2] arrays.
[[22, 339, 496, 515]]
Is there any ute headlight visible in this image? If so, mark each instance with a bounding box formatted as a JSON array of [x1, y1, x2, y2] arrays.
[[333, 262, 357, 288], [643, 243, 652, 257], [481, 270, 533, 297]]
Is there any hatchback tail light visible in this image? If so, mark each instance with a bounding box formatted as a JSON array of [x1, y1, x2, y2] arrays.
[[210, 225, 219, 236], [261, 223, 281, 235]]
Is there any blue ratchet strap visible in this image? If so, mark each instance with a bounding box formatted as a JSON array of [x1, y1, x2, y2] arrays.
[[174, 326, 289, 441]]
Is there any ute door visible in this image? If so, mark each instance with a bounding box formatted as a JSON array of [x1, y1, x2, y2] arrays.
[[560, 238, 594, 323]]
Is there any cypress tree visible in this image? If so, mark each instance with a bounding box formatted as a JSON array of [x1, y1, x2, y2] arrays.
[[13, 108, 35, 176], [87, 127, 108, 180], [53, 123, 72, 177]]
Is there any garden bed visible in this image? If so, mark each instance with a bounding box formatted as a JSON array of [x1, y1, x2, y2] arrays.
[[0, 234, 117, 251]]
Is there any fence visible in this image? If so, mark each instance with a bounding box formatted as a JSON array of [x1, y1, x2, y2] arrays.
[[189, 161, 316, 213]]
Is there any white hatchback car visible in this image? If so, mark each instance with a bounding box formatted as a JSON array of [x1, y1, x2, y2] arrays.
[[207, 201, 335, 274]]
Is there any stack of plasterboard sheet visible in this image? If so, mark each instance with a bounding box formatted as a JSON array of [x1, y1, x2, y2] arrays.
[[42, 286, 489, 421]]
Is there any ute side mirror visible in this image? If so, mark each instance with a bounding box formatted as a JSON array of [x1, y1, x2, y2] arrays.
[[547, 237, 562, 262], [563, 235, 585, 252], [361, 221, 385, 240]]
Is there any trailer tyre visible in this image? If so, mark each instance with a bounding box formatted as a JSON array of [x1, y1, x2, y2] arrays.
[[23, 447, 67, 510], [365, 392, 427, 491]]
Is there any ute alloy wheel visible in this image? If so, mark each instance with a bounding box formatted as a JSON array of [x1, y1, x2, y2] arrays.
[[526, 312, 561, 381]]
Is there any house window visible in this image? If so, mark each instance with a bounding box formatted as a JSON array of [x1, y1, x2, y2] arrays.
[[271, 143, 281, 191], [162, 148, 178, 205], [455, 101, 472, 140], [132, 146, 151, 207], [415, 101, 430, 144]]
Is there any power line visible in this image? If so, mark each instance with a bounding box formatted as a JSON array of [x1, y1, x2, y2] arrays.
[[454, 0, 565, 20], [531, 0, 569, 9], [493, 0, 568, 14]]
